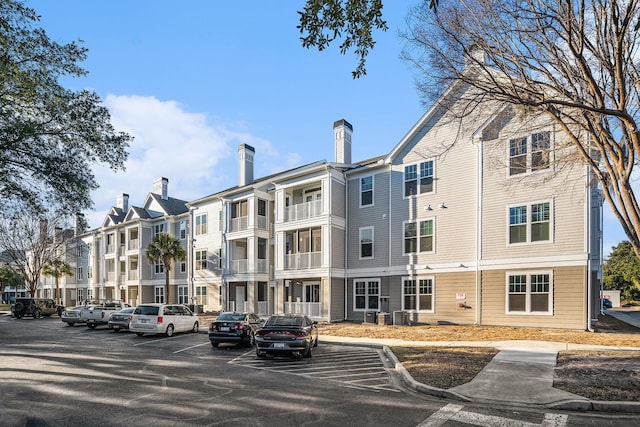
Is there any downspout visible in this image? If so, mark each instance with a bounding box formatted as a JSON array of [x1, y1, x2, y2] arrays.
[[586, 166, 594, 332], [473, 138, 482, 325], [344, 167, 348, 321]]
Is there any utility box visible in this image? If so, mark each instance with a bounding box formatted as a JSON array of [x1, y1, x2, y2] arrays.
[[364, 311, 378, 324], [378, 312, 391, 325], [393, 311, 408, 326]]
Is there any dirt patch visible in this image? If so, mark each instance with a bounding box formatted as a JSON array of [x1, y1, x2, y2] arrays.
[[391, 346, 499, 389], [553, 351, 640, 401]]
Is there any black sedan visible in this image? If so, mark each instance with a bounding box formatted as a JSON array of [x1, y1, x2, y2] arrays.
[[255, 313, 318, 359], [209, 312, 264, 348]]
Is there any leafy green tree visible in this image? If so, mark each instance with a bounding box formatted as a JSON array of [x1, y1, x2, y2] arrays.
[[298, 0, 438, 78], [42, 258, 73, 305], [603, 241, 640, 302], [146, 233, 186, 304], [0, 265, 23, 303], [0, 0, 131, 214], [400, 0, 640, 258]]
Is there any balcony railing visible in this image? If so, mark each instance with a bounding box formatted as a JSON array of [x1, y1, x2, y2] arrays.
[[257, 215, 268, 230], [229, 259, 248, 274], [256, 259, 268, 273], [229, 300, 248, 313], [257, 301, 268, 315], [284, 199, 322, 222], [284, 302, 321, 318], [107, 271, 116, 281], [128, 239, 139, 250], [105, 244, 115, 254], [128, 270, 139, 280], [229, 216, 248, 232], [284, 252, 322, 270]]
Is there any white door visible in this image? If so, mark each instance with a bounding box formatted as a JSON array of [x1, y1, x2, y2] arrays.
[[236, 286, 245, 312]]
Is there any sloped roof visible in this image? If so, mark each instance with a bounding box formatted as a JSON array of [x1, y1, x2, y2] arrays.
[[147, 193, 189, 216]]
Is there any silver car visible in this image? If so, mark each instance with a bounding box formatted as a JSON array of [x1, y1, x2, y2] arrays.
[[129, 304, 199, 337], [61, 305, 93, 326], [107, 307, 135, 332]]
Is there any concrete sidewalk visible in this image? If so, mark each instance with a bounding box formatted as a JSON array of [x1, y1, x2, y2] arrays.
[[319, 335, 640, 413]]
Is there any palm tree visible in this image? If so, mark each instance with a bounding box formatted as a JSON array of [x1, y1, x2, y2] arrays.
[[0, 265, 23, 304], [42, 258, 73, 305], [146, 233, 186, 304]]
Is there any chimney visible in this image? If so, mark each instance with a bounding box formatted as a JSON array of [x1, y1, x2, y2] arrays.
[[238, 144, 255, 187], [116, 193, 129, 211], [153, 177, 169, 200], [333, 119, 352, 164]]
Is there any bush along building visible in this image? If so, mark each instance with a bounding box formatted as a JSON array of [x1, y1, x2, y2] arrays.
[[74, 85, 602, 329]]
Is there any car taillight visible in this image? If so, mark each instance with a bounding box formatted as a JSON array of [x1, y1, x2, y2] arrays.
[[293, 330, 307, 337], [234, 324, 246, 331], [129, 315, 132, 321], [157, 316, 163, 324], [209, 323, 217, 331]]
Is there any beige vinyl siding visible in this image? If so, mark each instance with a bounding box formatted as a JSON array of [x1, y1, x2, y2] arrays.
[[402, 272, 476, 325], [347, 170, 390, 268], [480, 266, 586, 330], [481, 121, 588, 259]]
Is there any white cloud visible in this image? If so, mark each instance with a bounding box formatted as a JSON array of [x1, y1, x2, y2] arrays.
[[84, 95, 256, 229]]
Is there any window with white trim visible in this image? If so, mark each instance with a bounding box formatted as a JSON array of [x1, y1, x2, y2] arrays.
[[180, 221, 186, 240], [403, 219, 434, 254], [508, 201, 551, 244], [154, 261, 164, 275], [360, 176, 373, 207], [154, 286, 165, 303], [507, 271, 552, 314], [195, 213, 207, 235], [402, 277, 434, 312], [77, 266, 83, 280], [195, 249, 207, 271], [404, 160, 434, 197], [153, 223, 165, 237], [354, 279, 379, 311], [196, 285, 207, 305], [180, 261, 186, 273], [509, 132, 551, 176], [359, 227, 373, 259], [178, 285, 188, 304]]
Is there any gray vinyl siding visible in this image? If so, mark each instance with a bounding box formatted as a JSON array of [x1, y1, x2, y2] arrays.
[[347, 170, 390, 268], [480, 266, 586, 330], [329, 277, 345, 321], [330, 177, 346, 217], [330, 225, 345, 269]]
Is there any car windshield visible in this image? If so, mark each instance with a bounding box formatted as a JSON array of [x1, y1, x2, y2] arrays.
[[134, 306, 159, 316], [264, 315, 303, 327], [217, 313, 246, 321], [118, 308, 135, 314]]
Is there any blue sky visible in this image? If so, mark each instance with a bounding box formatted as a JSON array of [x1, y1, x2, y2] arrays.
[[29, 0, 627, 256]]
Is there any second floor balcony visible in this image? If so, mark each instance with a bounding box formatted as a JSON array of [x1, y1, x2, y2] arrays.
[[284, 199, 322, 222], [228, 258, 269, 274], [284, 252, 321, 270]]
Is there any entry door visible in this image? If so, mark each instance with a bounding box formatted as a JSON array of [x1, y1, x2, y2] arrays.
[[236, 286, 245, 312]]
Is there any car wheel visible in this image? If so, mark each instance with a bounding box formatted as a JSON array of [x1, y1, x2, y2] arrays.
[[313, 336, 318, 347], [33, 309, 42, 319], [87, 323, 96, 329], [192, 321, 199, 333], [165, 324, 174, 337], [136, 332, 144, 337], [15, 314, 22, 319], [57, 308, 63, 317], [67, 323, 74, 327], [243, 333, 255, 348], [112, 327, 120, 332], [211, 341, 219, 348], [303, 345, 312, 359], [256, 349, 266, 358]]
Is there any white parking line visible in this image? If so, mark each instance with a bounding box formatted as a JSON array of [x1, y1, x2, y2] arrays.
[[132, 335, 191, 346], [173, 342, 211, 353], [417, 403, 568, 427]]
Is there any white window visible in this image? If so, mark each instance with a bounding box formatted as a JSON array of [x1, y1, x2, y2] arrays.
[[360, 176, 373, 207], [180, 221, 187, 240], [178, 285, 188, 304], [196, 285, 207, 305], [195, 249, 207, 271], [403, 219, 434, 254], [506, 271, 553, 314], [354, 279, 380, 311], [402, 277, 434, 312], [509, 132, 551, 176], [180, 261, 186, 273], [359, 227, 374, 259], [77, 267, 83, 280], [195, 213, 207, 235], [404, 160, 434, 197], [508, 201, 552, 245], [154, 261, 164, 275], [153, 223, 165, 237], [154, 286, 165, 303]]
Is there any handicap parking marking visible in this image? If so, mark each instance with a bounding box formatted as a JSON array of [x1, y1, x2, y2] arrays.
[[228, 344, 400, 393], [418, 403, 568, 427]]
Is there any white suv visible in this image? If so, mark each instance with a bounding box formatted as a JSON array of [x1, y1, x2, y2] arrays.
[[129, 303, 199, 337]]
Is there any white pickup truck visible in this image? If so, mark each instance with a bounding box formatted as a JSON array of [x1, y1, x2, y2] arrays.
[[85, 300, 132, 329]]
